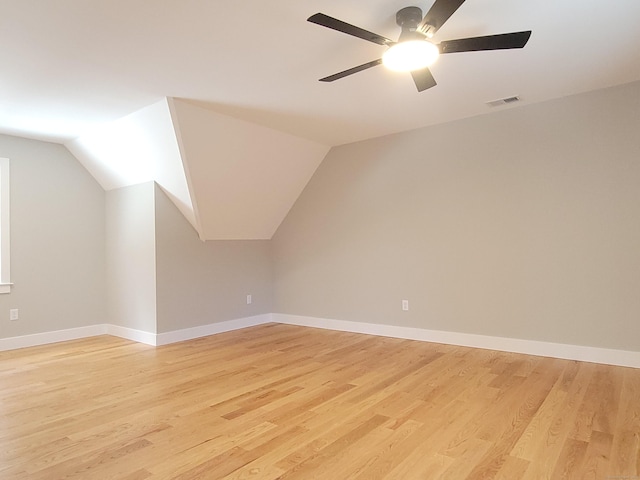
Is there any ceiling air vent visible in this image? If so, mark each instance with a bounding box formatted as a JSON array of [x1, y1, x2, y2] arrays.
[[486, 96, 521, 107]]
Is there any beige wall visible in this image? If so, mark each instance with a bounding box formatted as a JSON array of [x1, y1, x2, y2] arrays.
[[3, 81, 639, 353], [104, 182, 273, 335], [105, 182, 157, 333], [0, 134, 105, 338], [154, 184, 272, 333], [272, 81, 640, 351]]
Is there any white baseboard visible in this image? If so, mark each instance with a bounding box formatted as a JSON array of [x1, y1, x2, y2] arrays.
[[273, 313, 640, 369], [0, 315, 273, 351], [105, 324, 157, 346], [106, 314, 273, 346], [0, 324, 108, 352], [2, 313, 639, 369], [154, 314, 272, 346]]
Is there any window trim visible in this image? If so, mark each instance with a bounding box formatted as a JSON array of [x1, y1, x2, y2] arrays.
[[0, 157, 11, 294]]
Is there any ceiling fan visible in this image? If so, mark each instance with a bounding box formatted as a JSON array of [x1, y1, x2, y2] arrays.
[[308, 0, 532, 92]]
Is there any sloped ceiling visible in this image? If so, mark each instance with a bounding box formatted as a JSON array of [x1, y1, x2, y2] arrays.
[[169, 99, 329, 240], [67, 99, 198, 232], [66, 98, 329, 240], [1, 1, 640, 239]]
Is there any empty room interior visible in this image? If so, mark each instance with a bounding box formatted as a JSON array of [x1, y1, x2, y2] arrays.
[[1, 0, 639, 478]]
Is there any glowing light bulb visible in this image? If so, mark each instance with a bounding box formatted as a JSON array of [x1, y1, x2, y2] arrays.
[[382, 40, 439, 72]]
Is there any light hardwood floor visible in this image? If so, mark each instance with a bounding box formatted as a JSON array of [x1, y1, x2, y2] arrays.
[[1, 323, 639, 479]]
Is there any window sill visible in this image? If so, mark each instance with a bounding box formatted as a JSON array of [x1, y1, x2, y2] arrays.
[[0, 283, 13, 294]]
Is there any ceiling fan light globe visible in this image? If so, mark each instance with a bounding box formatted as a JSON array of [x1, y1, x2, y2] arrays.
[[382, 40, 439, 72]]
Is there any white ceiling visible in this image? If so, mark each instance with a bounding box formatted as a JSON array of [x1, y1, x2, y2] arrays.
[[1, 1, 640, 240], [169, 99, 329, 240], [2, 0, 639, 147], [64, 97, 329, 240]]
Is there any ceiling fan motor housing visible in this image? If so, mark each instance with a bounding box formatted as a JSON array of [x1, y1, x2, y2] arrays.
[[396, 6, 425, 41]]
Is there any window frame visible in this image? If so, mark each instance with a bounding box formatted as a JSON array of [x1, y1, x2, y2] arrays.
[[0, 157, 11, 293]]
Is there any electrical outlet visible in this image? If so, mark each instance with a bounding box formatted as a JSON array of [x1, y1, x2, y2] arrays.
[[402, 300, 409, 311], [9, 309, 19, 321], [246, 294, 252, 305]]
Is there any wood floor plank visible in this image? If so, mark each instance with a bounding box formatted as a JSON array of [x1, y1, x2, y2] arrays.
[[1, 323, 639, 479], [551, 437, 589, 479], [517, 362, 593, 479]]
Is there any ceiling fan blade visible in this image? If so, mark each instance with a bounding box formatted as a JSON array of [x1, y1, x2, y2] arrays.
[[418, 0, 466, 37], [411, 68, 437, 92], [439, 31, 532, 53], [308, 13, 393, 46], [319, 59, 383, 82]]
